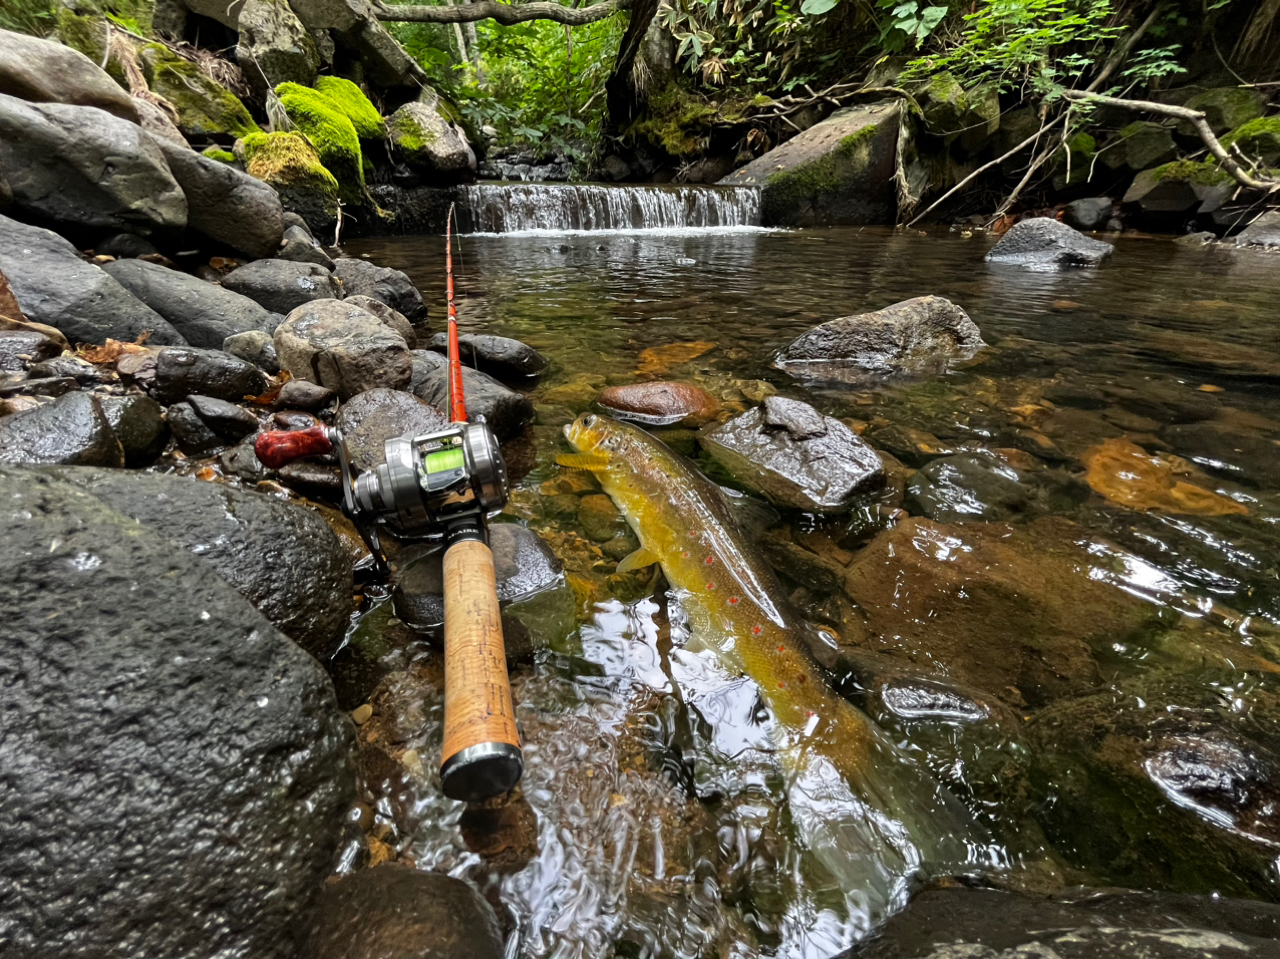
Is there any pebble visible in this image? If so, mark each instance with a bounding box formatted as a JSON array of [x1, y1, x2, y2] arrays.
[[351, 704, 373, 725]]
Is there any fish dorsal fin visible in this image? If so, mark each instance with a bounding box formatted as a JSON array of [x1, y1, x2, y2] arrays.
[[716, 485, 781, 538], [556, 452, 611, 472], [616, 547, 660, 573]]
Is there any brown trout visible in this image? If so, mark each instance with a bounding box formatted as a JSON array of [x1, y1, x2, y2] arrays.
[[562, 412, 978, 897]]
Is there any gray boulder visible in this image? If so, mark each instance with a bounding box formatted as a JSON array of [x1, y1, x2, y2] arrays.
[[223, 328, 281, 372], [409, 350, 533, 441], [985, 216, 1114, 270], [720, 100, 900, 227], [0, 27, 139, 121], [236, 0, 320, 91], [0, 464, 353, 959], [774, 295, 985, 383], [97, 393, 168, 466], [333, 387, 447, 471], [187, 394, 261, 439], [0, 215, 185, 346], [274, 377, 335, 411], [102, 258, 278, 348], [275, 299, 412, 401], [132, 96, 188, 145], [166, 400, 224, 455], [700, 396, 884, 513], [1234, 210, 1280, 251], [95, 233, 161, 259], [0, 392, 125, 466], [223, 258, 340, 314], [56, 467, 353, 656], [0, 94, 186, 235], [301, 866, 503, 959], [333, 257, 426, 323], [149, 345, 268, 404], [0, 329, 61, 372], [155, 137, 285, 259], [387, 100, 477, 175], [344, 294, 415, 347], [427, 332, 547, 382], [1062, 197, 1114, 231], [279, 225, 336, 269]]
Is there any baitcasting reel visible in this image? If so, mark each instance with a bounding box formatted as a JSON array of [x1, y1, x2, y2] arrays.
[[255, 419, 510, 574]]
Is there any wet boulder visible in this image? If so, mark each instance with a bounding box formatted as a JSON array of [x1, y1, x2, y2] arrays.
[[149, 345, 268, 404], [154, 136, 285, 259], [701, 396, 884, 513], [333, 387, 448, 471], [840, 517, 1163, 708], [275, 299, 412, 401], [187, 394, 261, 439], [98, 393, 168, 466], [0, 329, 61, 372], [346, 294, 415, 348], [333, 257, 427, 324], [595, 381, 718, 427], [55, 467, 353, 656], [409, 350, 533, 441], [279, 224, 336, 269], [904, 450, 1032, 522], [222, 259, 340, 315], [773, 296, 984, 384], [985, 217, 1115, 270], [102, 258, 279, 349], [166, 400, 225, 455], [858, 886, 1280, 959], [1234, 210, 1280, 251], [0, 392, 125, 466], [0, 465, 354, 959], [223, 328, 281, 373], [428, 332, 548, 382], [301, 865, 503, 959], [720, 100, 900, 227], [0, 215, 185, 346], [28, 354, 117, 387], [0, 95, 187, 236], [1027, 674, 1280, 898], [0, 27, 139, 121], [274, 377, 335, 411], [387, 101, 478, 178]]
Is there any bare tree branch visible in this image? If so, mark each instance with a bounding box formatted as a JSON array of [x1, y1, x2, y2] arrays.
[[1060, 90, 1280, 192], [372, 0, 630, 26]]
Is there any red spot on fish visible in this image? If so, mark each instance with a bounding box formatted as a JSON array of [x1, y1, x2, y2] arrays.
[[706, 582, 716, 591], [752, 625, 762, 635], [806, 710, 815, 719], [777, 645, 785, 652], [681, 551, 689, 558], [728, 596, 740, 606], [705, 556, 714, 566], [778, 681, 787, 689]]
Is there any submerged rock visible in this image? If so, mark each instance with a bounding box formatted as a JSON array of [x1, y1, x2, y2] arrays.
[[222, 258, 340, 315], [773, 295, 984, 383], [102, 258, 279, 349], [0, 214, 184, 346], [54, 467, 353, 656], [985, 217, 1115, 270], [701, 396, 884, 513], [0, 27, 139, 121], [301, 865, 502, 959], [333, 387, 448, 472], [904, 450, 1032, 522], [0, 392, 124, 466], [333, 257, 427, 324], [596, 381, 718, 427], [720, 100, 900, 227], [0, 465, 354, 959], [428, 332, 548, 382], [409, 350, 533, 441], [275, 299, 412, 401]]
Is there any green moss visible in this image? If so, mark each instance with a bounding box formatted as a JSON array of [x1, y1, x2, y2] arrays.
[[313, 75, 385, 139], [1066, 132, 1096, 157], [275, 81, 363, 201], [202, 147, 237, 163], [142, 44, 259, 139], [388, 109, 437, 156], [1221, 116, 1280, 164], [626, 84, 720, 157], [1150, 160, 1233, 186], [242, 131, 340, 202], [1182, 88, 1264, 133], [765, 125, 879, 205]]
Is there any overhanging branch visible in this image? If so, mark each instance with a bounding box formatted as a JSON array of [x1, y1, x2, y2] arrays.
[[372, 0, 631, 26]]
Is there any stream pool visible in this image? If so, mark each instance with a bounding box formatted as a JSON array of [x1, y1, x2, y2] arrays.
[[338, 225, 1280, 959]]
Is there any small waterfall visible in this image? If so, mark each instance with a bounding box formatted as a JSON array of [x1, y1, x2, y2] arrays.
[[459, 183, 763, 234]]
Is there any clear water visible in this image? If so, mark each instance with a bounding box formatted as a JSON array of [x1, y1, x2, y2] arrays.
[[339, 225, 1280, 958]]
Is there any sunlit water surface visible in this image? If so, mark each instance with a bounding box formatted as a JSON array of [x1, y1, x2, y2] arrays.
[[339, 227, 1280, 958]]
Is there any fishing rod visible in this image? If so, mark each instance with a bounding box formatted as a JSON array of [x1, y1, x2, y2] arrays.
[[255, 204, 523, 802]]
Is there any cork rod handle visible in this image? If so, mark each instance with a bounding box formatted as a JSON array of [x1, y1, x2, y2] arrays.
[[440, 538, 523, 802]]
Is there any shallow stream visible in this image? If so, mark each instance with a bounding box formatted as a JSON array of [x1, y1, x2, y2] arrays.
[[339, 225, 1280, 958]]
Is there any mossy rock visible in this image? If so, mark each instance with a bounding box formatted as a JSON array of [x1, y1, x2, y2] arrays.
[[141, 44, 259, 139], [1051, 132, 1099, 190], [625, 83, 720, 158], [313, 76, 384, 139], [919, 71, 966, 133], [1151, 159, 1234, 187], [202, 147, 238, 164], [1179, 87, 1265, 135], [1221, 116, 1280, 166], [1118, 120, 1176, 170], [241, 131, 338, 199], [956, 81, 1000, 152], [275, 81, 363, 202]]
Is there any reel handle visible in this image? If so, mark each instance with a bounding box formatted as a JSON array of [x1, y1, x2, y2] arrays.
[[254, 426, 333, 469], [440, 537, 523, 802]]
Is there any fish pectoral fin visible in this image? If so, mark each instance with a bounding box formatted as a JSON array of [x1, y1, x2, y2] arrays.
[[555, 453, 611, 472], [616, 547, 660, 573]]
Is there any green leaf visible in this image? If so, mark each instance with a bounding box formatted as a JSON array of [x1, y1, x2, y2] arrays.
[[918, 5, 948, 30], [800, 0, 838, 14]]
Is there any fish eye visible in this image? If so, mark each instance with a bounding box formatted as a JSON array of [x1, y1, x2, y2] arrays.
[[582, 414, 598, 428]]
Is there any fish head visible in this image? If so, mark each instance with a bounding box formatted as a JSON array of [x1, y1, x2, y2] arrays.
[[563, 412, 647, 459]]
